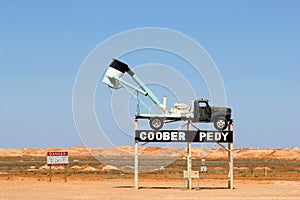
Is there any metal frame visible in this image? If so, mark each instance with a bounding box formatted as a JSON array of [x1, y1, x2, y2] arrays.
[[134, 119, 234, 190]]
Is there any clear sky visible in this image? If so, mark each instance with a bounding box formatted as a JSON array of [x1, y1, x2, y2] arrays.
[[0, 0, 299, 148]]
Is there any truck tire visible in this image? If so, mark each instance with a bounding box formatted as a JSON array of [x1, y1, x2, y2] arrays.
[[149, 118, 164, 130], [214, 117, 228, 130]]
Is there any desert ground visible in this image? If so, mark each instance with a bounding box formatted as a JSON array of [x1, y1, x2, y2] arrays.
[[0, 147, 299, 200]]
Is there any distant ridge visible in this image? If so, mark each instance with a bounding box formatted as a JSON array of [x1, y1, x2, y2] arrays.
[[0, 147, 299, 160]]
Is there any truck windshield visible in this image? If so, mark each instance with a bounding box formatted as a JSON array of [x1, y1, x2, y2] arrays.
[[199, 102, 207, 108]]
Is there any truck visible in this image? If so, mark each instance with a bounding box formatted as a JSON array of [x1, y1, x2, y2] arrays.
[[103, 59, 232, 131]]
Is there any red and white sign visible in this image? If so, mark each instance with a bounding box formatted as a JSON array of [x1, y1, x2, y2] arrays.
[[47, 151, 68, 166]]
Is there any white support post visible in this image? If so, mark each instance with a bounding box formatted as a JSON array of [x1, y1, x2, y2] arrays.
[[162, 96, 167, 114], [187, 121, 192, 190], [134, 119, 139, 190], [228, 122, 234, 189]]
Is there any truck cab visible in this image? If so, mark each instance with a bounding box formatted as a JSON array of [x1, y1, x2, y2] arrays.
[[193, 99, 232, 130]]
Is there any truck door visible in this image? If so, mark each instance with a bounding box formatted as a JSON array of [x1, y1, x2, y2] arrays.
[[199, 102, 211, 121]]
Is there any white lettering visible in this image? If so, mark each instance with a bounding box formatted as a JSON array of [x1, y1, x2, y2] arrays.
[[156, 132, 162, 140], [222, 132, 229, 141], [215, 132, 221, 140], [163, 132, 170, 140], [207, 132, 213, 140], [199, 132, 206, 141], [179, 132, 185, 140], [140, 132, 147, 140], [171, 132, 177, 140], [138, 131, 230, 142], [148, 132, 154, 140]]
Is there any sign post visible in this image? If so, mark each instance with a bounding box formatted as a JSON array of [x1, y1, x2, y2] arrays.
[[200, 159, 207, 172], [47, 151, 69, 182], [228, 122, 234, 189], [187, 121, 192, 190], [134, 119, 139, 190], [50, 166, 52, 182]]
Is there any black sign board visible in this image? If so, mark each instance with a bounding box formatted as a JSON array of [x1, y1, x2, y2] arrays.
[[135, 130, 233, 143]]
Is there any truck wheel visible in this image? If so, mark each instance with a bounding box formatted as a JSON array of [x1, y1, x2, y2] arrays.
[[214, 117, 228, 130], [149, 118, 164, 130]]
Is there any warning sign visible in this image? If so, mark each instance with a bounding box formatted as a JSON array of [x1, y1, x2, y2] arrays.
[[47, 152, 69, 166]]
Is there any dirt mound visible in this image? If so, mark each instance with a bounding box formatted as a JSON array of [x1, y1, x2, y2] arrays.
[[101, 165, 119, 171], [22, 148, 45, 157], [71, 165, 82, 170], [83, 166, 98, 172], [99, 164, 107, 169], [43, 147, 63, 152], [234, 167, 250, 171], [144, 147, 162, 152], [69, 146, 91, 157], [99, 146, 133, 157], [0, 148, 22, 157], [39, 164, 49, 170]]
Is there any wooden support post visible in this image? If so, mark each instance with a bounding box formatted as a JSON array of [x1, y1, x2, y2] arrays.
[[228, 122, 234, 189], [64, 166, 67, 182], [187, 121, 192, 190], [264, 168, 267, 177], [134, 119, 139, 190], [49, 166, 52, 182]]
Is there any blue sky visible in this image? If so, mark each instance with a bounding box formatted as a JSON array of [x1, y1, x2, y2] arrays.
[[0, 0, 299, 148]]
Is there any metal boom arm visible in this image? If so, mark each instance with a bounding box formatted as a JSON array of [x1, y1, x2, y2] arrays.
[[102, 59, 164, 110]]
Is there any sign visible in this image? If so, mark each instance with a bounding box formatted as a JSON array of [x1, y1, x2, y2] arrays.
[[200, 166, 207, 172], [184, 170, 199, 179], [47, 152, 69, 166], [135, 130, 233, 143]]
